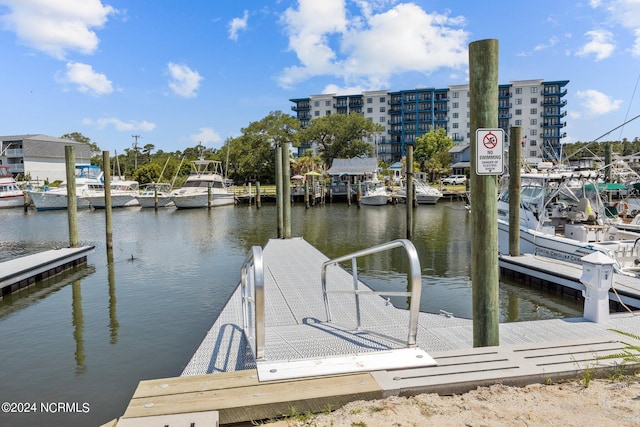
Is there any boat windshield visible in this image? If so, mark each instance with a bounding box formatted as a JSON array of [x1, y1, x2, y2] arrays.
[[183, 181, 224, 189]]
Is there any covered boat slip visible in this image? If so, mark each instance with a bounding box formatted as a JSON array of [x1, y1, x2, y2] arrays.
[[113, 238, 640, 426]]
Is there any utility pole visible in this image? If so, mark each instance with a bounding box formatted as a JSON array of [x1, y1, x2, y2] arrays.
[[132, 135, 141, 170]]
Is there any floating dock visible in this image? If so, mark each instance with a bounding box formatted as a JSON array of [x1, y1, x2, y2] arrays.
[[106, 238, 640, 426], [499, 253, 640, 310], [0, 246, 95, 299]]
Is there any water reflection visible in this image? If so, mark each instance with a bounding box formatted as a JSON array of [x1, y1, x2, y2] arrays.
[[71, 279, 85, 375], [108, 262, 118, 345]]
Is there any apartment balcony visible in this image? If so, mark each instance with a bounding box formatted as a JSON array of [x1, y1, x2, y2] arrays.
[[498, 103, 512, 109], [8, 164, 24, 174], [290, 104, 310, 111], [4, 148, 23, 157], [498, 114, 512, 119], [541, 99, 567, 107], [541, 121, 567, 128], [541, 110, 567, 118], [542, 88, 568, 97]]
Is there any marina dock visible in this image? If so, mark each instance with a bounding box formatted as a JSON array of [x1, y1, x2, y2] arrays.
[[107, 238, 640, 426], [499, 253, 640, 310], [0, 246, 94, 299]]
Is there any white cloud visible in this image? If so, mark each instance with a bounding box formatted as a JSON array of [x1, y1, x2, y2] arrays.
[[228, 10, 248, 41], [575, 89, 622, 116], [167, 62, 203, 98], [590, 0, 640, 56], [576, 30, 615, 60], [190, 127, 222, 147], [534, 36, 559, 52], [278, 1, 468, 89], [84, 117, 156, 132], [60, 62, 113, 96], [0, 0, 116, 59]]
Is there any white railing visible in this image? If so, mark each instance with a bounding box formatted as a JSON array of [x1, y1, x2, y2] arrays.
[[240, 246, 265, 360], [321, 239, 423, 348]]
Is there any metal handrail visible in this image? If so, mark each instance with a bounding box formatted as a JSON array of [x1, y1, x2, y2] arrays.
[[240, 246, 265, 360], [321, 239, 422, 348]]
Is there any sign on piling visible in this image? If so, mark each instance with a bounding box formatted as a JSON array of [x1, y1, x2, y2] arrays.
[[476, 128, 504, 175]]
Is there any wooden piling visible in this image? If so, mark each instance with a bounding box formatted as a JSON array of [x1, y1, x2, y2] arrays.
[[469, 38, 500, 348], [304, 180, 310, 209], [103, 151, 113, 256], [275, 144, 283, 238], [256, 181, 261, 209], [406, 145, 414, 240], [509, 126, 521, 256], [65, 146, 79, 248], [282, 142, 292, 239]]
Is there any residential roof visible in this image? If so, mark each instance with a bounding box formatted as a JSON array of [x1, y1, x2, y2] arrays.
[[450, 144, 470, 153], [327, 157, 378, 175], [0, 134, 92, 160]]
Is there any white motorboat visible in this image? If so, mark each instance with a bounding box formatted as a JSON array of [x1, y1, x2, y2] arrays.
[[28, 164, 103, 211], [361, 182, 389, 206], [396, 180, 443, 205], [84, 180, 140, 208], [137, 183, 173, 208], [497, 170, 640, 277], [170, 159, 235, 208], [0, 165, 25, 209]]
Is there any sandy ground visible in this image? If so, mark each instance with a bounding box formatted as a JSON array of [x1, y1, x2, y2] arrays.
[[265, 375, 640, 427]]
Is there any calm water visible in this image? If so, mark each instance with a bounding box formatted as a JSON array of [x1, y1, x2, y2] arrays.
[[0, 201, 583, 426]]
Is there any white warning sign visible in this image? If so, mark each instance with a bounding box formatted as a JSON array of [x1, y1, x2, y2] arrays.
[[476, 128, 504, 175]]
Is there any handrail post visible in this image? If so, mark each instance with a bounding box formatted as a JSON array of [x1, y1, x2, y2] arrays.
[[240, 246, 265, 360]]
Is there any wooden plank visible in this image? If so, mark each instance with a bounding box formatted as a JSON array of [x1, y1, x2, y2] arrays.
[[132, 370, 260, 399], [116, 410, 219, 427], [122, 372, 382, 425]]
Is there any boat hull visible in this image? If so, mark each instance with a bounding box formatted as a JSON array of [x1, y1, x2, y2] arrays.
[[0, 194, 25, 209], [171, 192, 235, 209], [85, 195, 140, 208], [29, 191, 92, 211], [361, 195, 389, 206], [137, 196, 173, 208]]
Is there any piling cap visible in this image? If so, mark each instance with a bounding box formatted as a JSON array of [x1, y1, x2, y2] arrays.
[[581, 251, 615, 266]]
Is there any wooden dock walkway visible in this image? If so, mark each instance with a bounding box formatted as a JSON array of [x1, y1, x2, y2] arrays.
[[106, 238, 640, 426], [0, 246, 94, 299]]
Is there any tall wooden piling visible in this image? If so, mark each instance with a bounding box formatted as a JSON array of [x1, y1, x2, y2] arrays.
[[103, 151, 114, 256], [256, 181, 261, 209], [469, 39, 500, 347], [275, 144, 283, 238], [65, 146, 79, 248], [405, 145, 414, 240], [509, 126, 521, 256], [282, 142, 292, 239]]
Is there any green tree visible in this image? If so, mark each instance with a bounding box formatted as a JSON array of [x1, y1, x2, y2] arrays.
[[415, 127, 454, 181], [299, 113, 382, 167], [131, 163, 162, 185], [142, 143, 155, 163], [61, 132, 101, 164], [224, 111, 300, 183]]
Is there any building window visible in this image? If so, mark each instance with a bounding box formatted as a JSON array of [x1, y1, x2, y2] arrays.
[[379, 96, 385, 103], [515, 119, 522, 125], [367, 107, 373, 113], [367, 97, 373, 104], [531, 87, 538, 93], [530, 108, 537, 115], [515, 109, 522, 116], [452, 102, 459, 108], [380, 106, 386, 112], [379, 116, 385, 123], [452, 112, 459, 118], [531, 97, 537, 104], [314, 101, 319, 107], [516, 98, 522, 105], [326, 110, 331, 115], [530, 129, 537, 135], [452, 122, 459, 128], [515, 87, 523, 94], [530, 150, 537, 157], [315, 111, 320, 116], [453, 92, 459, 98], [326, 100, 331, 106], [530, 119, 537, 125], [529, 140, 537, 146]]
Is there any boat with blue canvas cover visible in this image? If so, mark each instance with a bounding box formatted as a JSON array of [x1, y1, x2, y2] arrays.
[[28, 164, 103, 211]]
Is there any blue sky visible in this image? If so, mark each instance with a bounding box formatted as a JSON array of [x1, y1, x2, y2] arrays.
[[1, 0, 639, 154]]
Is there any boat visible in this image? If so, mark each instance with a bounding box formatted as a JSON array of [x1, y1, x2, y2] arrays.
[[28, 164, 104, 211], [137, 183, 173, 208], [497, 169, 640, 277], [396, 180, 443, 205], [360, 182, 389, 206], [83, 180, 140, 208], [0, 165, 25, 209], [170, 159, 235, 209]]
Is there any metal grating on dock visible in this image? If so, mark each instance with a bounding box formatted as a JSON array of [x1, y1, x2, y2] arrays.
[[110, 238, 640, 426]]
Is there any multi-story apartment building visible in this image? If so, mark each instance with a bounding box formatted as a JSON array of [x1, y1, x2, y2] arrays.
[[290, 79, 568, 165]]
